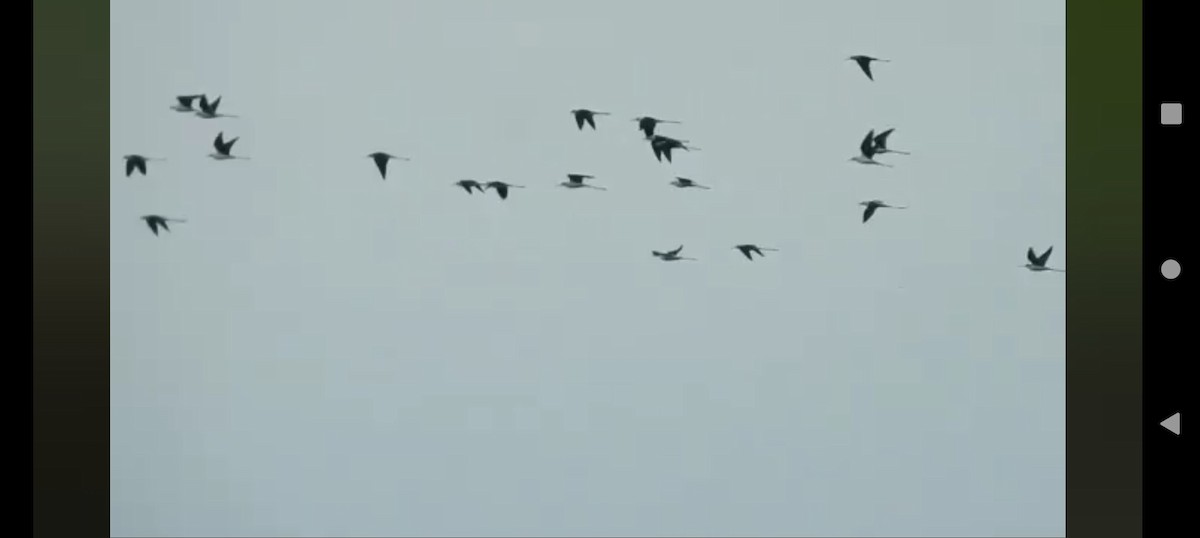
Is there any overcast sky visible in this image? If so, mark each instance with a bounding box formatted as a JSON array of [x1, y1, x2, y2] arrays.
[[110, 1, 1066, 536]]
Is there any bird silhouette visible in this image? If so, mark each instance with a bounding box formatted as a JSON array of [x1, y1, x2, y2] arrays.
[[454, 179, 486, 194], [733, 244, 779, 261], [860, 200, 907, 223], [571, 109, 611, 130], [122, 154, 164, 177], [652, 245, 697, 261], [848, 55, 890, 81], [1024, 246, 1065, 272], [560, 174, 606, 190], [367, 152, 409, 179], [670, 177, 711, 189], [483, 181, 525, 200], [633, 116, 681, 138], [141, 215, 186, 236]]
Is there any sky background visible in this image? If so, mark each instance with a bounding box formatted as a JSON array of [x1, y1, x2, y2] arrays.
[[110, 1, 1066, 536]]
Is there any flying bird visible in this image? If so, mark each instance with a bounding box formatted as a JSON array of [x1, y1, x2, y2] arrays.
[[122, 154, 164, 177], [194, 95, 238, 119], [140, 215, 186, 236], [367, 152, 409, 179], [670, 177, 711, 189], [649, 135, 699, 163], [454, 179, 486, 194], [872, 128, 910, 155], [733, 244, 779, 261], [860, 200, 907, 223], [848, 55, 890, 81], [1024, 246, 1065, 273], [633, 116, 681, 138], [652, 245, 697, 261], [209, 132, 246, 160], [571, 109, 611, 130], [170, 94, 205, 112], [850, 129, 893, 167], [483, 181, 525, 200], [560, 173, 606, 190]]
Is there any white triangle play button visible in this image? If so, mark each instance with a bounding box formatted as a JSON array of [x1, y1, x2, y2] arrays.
[[1160, 413, 1180, 435]]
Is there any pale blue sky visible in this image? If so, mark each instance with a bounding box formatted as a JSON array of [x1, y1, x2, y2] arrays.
[[110, 1, 1066, 536]]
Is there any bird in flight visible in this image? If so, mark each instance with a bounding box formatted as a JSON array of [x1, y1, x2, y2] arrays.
[[652, 245, 697, 261], [850, 129, 893, 167], [670, 177, 711, 189], [367, 152, 409, 180], [141, 215, 186, 236], [872, 128, 910, 155], [733, 244, 779, 261], [571, 109, 611, 130], [848, 55, 890, 81], [483, 181, 525, 200], [649, 135, 699, 163], [170, 94, 205, 113], [860, 200, 907, 223], [1024, 246, 1065, 273], [454, 179, 486, 194], [209, 132, 246, 160], [194, 95, 238, 119], [633, 116, 681, 138], [122, 154, 164, 177], [560, 173, 606, 190]]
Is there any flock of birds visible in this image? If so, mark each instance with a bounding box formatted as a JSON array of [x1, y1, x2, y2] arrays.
[[121, 54, 1064, 272]]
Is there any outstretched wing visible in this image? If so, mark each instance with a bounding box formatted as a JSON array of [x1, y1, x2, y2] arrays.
[[863, 204, 879, 223], [1027, 247, 1039, 265], [874, 128, 895, 149], [574, 112, 585, 130], [494, 184, 509, 199], [586, 115, 596, 129], [856, 57, 874, 80], [1036, 246, 1054, 267], [668, 245, 684, 256], [373, 155, 389, 179], [739, 247, 754, 260], [213, 132, 225, 152], [860, 130, 876, 157]]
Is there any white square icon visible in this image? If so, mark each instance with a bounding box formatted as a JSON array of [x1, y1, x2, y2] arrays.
[[1161, 103, 1183, 125]]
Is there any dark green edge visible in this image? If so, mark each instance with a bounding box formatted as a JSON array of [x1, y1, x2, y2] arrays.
[[30, 0, 1141, 536], [33, 0, 109, 536], [1065, 0, 1143, 537]]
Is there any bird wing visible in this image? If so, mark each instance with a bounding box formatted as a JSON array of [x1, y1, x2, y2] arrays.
[[125, 158, 136, 177], [668, 245, 684, 256], [176, 95, 196, 107], [874, 128, 895, 148], [373, 155, 389, 178], [574, 113, 585, 130], [662, 146, 673, 162], [863, 204, 879, 222], [675, 177, 692, 186], [739, 247, 754, 260], [1027, 247, 1039, 265], [134, 159, 146, 176], [495, 184, 509, 199], [860, 130, 876, 157], [856, 57, 874, 80], [198, 95, 210, 112], [1036, 246, 1054, 266], [213, 133, 225, 152], [586, 115, 596, 129], [209, 96, 222, 112], [146, 219, 160, 235]]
